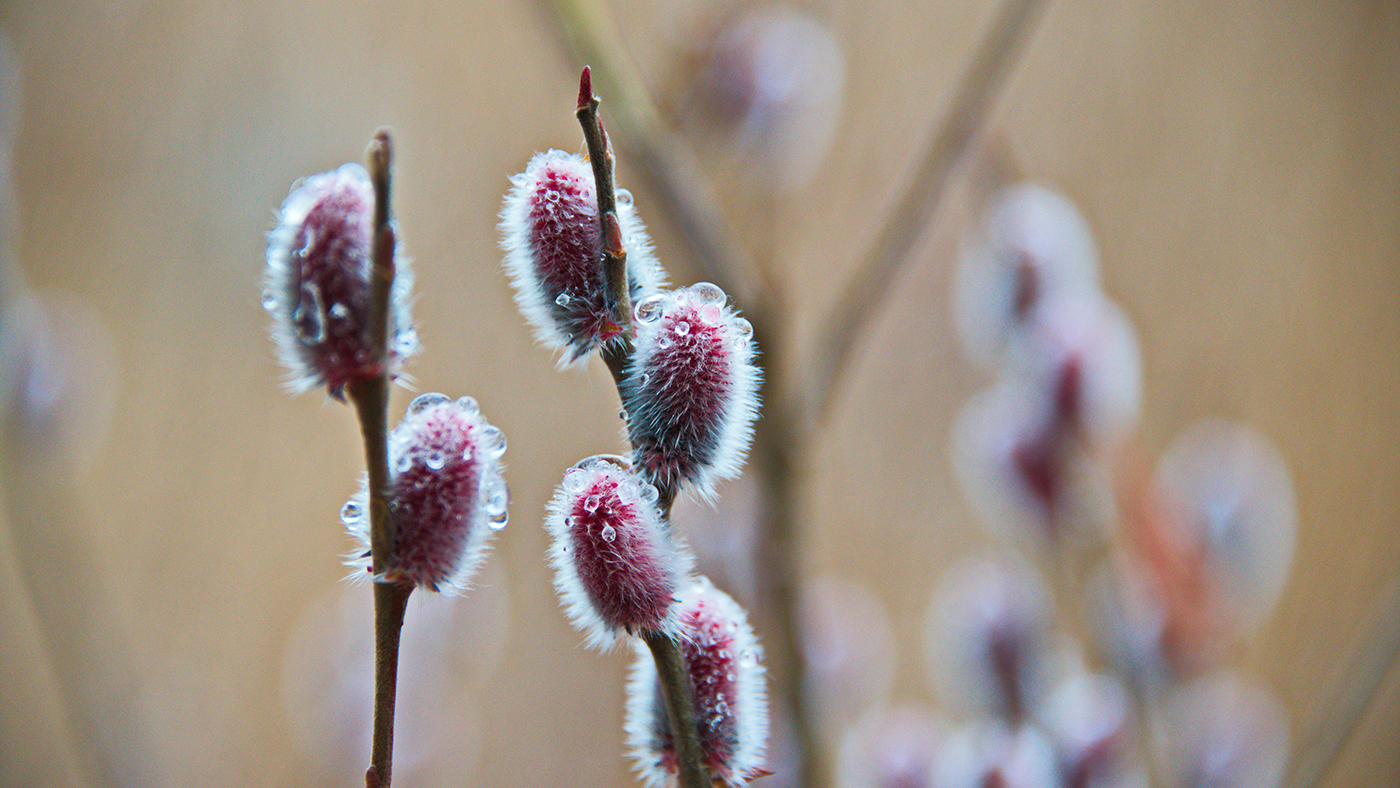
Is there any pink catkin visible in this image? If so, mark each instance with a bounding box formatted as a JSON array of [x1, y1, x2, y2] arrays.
[[627, 577, 768, 787], [344, 393, 507, 594], [265, 163, 416, 397], [500, 150, 664, 366], [625, 283, 760, 499], [547, 457, 693, 651]]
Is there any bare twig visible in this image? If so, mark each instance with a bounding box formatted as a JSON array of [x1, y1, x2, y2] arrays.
[[806, 0, 1050, 423], [576, 68, 635, 389], [348, 129, 415, 788]]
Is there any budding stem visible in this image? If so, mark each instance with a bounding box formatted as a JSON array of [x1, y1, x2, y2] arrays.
[[643, 630, 709, 788], [577, 66, 706, 788], [348, 128, 414, 788]]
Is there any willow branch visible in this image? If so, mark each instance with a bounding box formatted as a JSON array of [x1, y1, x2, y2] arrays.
[[349, 129, 414, 788], [576, 68, 705, 785], [576, 68, 635, 389], [806, 0, 1050, 423]]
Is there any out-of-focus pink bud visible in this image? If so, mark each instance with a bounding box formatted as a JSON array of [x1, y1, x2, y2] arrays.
[[1156, 672, 1289, 788], [1153, 419, 1296, 635], [626, 576, 769, 787], [343, 392, 508, 593], [499, 150, 665, 366], [953, 183, 1100, 369], [625, 283, 760, 499], [951, 380, 1115, 546], [1036, 673, 1146, 788], [264, 163, 417, 398], [837, 706, 947, 788], [694, 7, 844, 192], [547, 456, 693, 650], [935, 721, 1060, 788], [1006, 292, 1142, 454], [924, 557, 1056, 721]]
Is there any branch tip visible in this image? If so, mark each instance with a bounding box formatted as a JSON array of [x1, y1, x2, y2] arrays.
[[367, 128, 393, 184], [578, 65, 594, 111]]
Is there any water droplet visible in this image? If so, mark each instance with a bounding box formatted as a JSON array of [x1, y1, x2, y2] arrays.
[[544, 188, 561, 203], [479, 425, 507, 458], [328, 302, 350, 320], [700, 304, 722, 324], [455, 396, 479, 415], [340, 501, 362, 524], [639, 483, 659, 504], [555, 292, 572, 307], [615, 188, 634, 207], [657, 336, 673, 350], [639, 372, 651, 386], [562, 469, 587, 493], [732, 318, 754, 338], [691, 282, 725, 305], [564, 516, 575, 528], [634, 294, 666, 324], [261, 289, 278, 311], [482, 474, 509, 530], [618, 408, 628, 421], [600, 524, 617, 542], [425, 449, 446, 470], [583, 494, 601, 513], [293, 282, 326, 345], [408, 392, 449, 415], [738, 649, 755, 667], [674, 320, 690, 337], [394, 454, 412, 473], [461, 446, 473, 462]]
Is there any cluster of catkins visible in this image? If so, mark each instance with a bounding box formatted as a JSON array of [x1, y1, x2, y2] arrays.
[[852, 182, 1295, 788], [264, 160, 510, 596], [499, 141, 769, 786]]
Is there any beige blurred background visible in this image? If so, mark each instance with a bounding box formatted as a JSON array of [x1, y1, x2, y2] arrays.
[[0, 0, 1396, 786]]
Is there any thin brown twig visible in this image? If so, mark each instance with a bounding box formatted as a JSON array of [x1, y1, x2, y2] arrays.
[[576, 67, 636, 389], [643, 630, 710, 788], [349, 128, 415, 788], [806, 0, 1051, 424]]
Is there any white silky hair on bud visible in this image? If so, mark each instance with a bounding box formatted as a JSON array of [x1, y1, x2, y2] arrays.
[[498, 149, 666, 368]]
